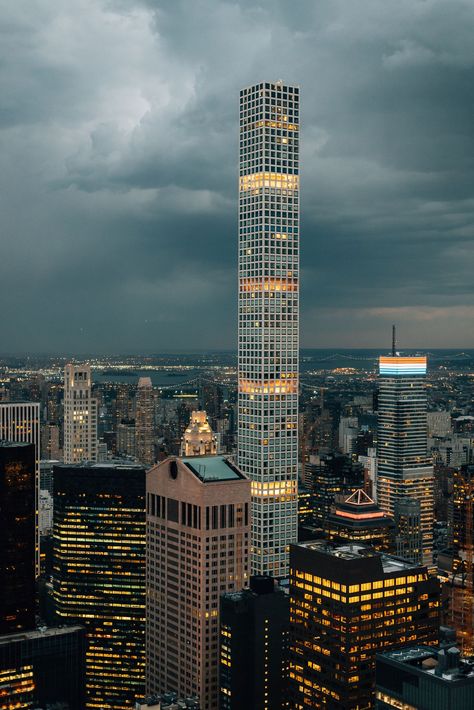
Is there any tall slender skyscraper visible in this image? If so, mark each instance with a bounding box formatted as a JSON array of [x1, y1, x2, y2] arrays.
[[376, 355, 434, 567], [63, 364, 97, 464], [238, 80, 300, 577], [136, 376, 155, 466]]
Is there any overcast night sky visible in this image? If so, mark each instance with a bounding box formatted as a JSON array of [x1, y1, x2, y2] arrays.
[[1, 0, 473, 354]]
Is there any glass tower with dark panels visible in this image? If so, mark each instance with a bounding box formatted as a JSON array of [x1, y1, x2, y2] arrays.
[[52, 462, 146, 710], [0, 403, 41, 574], [238, 80, 299, 577], [376, 356, 434, 567], [0, 441, 36, 635], [0, 625, 86, 709]]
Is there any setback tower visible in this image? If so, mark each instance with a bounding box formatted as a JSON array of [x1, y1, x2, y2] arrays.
[[376, 354, 434, 567]]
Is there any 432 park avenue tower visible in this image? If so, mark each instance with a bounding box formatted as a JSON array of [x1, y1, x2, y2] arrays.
[[238, 81, 299, 577]]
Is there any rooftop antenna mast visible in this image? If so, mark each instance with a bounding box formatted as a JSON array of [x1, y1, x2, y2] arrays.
[[392, 324, 396, 357]]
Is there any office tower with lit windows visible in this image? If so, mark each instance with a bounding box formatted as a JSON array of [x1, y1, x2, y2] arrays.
[[52, 462, 146, 709], [377, 356, 434, 567], [445, 464, 474, 654], [181, 410, 218, 457], [325, 489, 395, 552], [394, 497, 423, 564], [0, 402, 41, 573], [238, 80, 300, 577], [117, 419, 137, 458], [289, 541, 439, 709], [219, 575, 289, 710], [136, 377, 155, 466], [63, 364, 97, 464], [297, 485, 314, 527], [146, 456, 250, 710], [0, 625, 86, 709], [0, 441, 36, 635]]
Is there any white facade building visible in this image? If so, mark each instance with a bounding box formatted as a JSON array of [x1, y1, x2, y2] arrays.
[[238, 80, 299, 577], [180, 410, 218, 457], [338, 416, 359, 454], [63, 364, 98, 464], [39, 489, 53, 534]]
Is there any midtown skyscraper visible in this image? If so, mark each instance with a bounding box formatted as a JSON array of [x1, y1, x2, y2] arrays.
[[0, 402, 41, 573], [136, 376, 155, 466], [53, 462, 146, 709], [238, 80, 299, 577], [376, 355, 434, 567], [146, 456, 250, 710], [63, 364, 97, 464], [0, 441, 36, 635]]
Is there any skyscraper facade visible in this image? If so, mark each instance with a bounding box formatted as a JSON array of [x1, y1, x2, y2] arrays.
[[0, 441, 36, 635], [146, 456, 250, 710], [376, 356, 434, 567], [289, 541, 439, 709], [238, 80, 300, 577], [0, 626, 86, 710], [219, 576, 289, 710], [394, 497, 423, 564], [52, 462, 146, 709], [63, 364, 97, 464], [0, 402, 41, 573], [136, 376, 155, 466]]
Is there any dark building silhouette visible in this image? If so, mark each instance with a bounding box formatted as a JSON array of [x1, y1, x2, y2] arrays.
[[325, 489, 395, 552], [220, 576, 289, 710], [394, 497, 423, 564], [298, 485, 314, 527], [309, 454, 364, 525], [0, 441, 36, 634], [52, 462, 146, 709], [289, 541, 439, 709], [0, 625, 86, 709]]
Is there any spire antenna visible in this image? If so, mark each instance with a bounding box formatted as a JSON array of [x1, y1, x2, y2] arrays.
[[392, 324, 396, 357]]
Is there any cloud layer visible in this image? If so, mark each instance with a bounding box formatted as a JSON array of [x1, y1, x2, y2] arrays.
[[1, 0, 473, 352]]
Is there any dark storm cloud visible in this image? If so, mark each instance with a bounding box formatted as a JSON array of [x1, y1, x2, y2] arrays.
[[0, 0, 473, 353]]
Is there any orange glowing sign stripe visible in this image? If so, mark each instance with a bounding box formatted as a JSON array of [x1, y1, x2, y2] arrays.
[[379, 357, 427, 365], [335, 510, 385, 520]]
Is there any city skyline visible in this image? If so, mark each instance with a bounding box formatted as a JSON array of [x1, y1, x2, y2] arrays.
[[0, 3, 473, 706], [1, 1, 473, 353]]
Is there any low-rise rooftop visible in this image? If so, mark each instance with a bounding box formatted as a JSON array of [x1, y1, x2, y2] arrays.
[[0, 625, 84, 647], [181, 456, 246, 483], [380, 644, 474, 683], [295, 540, 424, 575]]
